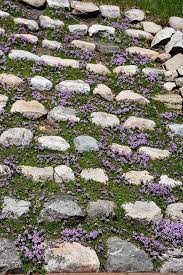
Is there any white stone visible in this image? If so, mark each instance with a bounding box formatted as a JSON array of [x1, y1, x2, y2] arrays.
[[111, 143, 132, 156], [71, 40, 96, 51], [39, 15, 64, 29], [166, 203, 183, 223], [2, 197, 31, 218], [47, 0, 70, 8], [142, 67, 165, 76], [116, 90, 149, 104], [42, 39, 61, 50], [14, 17, 38, 31], [41, 55, 79, 68], [0, 73, 23, 89], [141, 21, 162, 34], [159, 175, 182, 188], [30, 76, 53, 91], [91, 112, 120, 128], [164, 70, 178, 81], [54, 165, 75, 183], [93, 84, 114, 101], [100, 5, 120, 18], [0, 94, 8, 112], [55, 80, 90, 94], [124, 9, 145, 22], [122, 201, 162, 225], [14, 33, 38, 44], [169, 16, 183, 32], [127, 47, 159, 60], [8, 49, 42, 62], [151, 27, 175, 47], [89, 24, 115, 37], [165, 30, 183, 54], [21, 0, 46, 7], [0, 10, 10, 18], [178, 64, 183, 76], [20, 166, 53, 182], [0, 28, 5, 34], [0, 164, 10, 175], [11, 100, 47, 118], [86, 63, 110, 75], [0, 128, 33, 147], [139, 146, 170, 160], [74, 135, 99, 153], [163, 82, 176, 92], [125, 29, 153, 40], [153, 94, 182, 105], [123, 170, 154, 185], [81, 168, 108, 184], [38, 136, 70, 151], [163, 53, 183, 71], [68, 24, 88, 36], [71, 1, 99, 15], [168, 123, 183, 137], [44, 241, 100, 272], [123, 116, 156, 130], [48, 106, 80, 122], [114, 65, 139, 75]]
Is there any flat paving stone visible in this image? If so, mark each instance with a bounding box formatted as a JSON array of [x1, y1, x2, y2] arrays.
[[86, 63, 111, 75], [122, 201, 162, 225], [89, 24, 115, 37], [100, 5, 120, 18], [116, 90, 149, 104], [93, 84, 114, 101], [48, 106, 80, 122], [30, 75, 53, 91], [166, 202, 183, 223], [40, 195, 85, 221], [54, 165, 75, 183], [39, 15, 64, 29], [20, 166, 53, 182], [0, 128, 33, 147], [81, 168, 108, 184], [91, 112, 120, 128], [74, 135, 99, 152], [87, 199, 116, 219], [14, 17, 38, 31], [139, 146, 170, 160], [38, 135, 70, 151], [122, 116, 156, 130], [11, 100, 48, 118], [55, 80, 90, 94], [2, 196, 31, 218], [123, 170, 154, 185]]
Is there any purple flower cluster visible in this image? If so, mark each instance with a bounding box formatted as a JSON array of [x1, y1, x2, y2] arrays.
[[128, 132, 148, 149], [16, 229, 45, 265], [141, 183, 172, 197], [61, 227, 102, 242], [111, 51, 150, 66], [134, 232, 167, 258]]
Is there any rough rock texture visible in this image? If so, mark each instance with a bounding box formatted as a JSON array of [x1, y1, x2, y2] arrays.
[[124, 9, 145, 22], [11, 100, 48, 118], [168, 123, 183, 137], [2, 196, 31, 218], [163, 53, 183, 71], [55, 80, 90, 94], [151, 27, 175, 47], [42, 39, 62, 50], [38, 135, 70, 151], [122, 116, 156, 130], [71, 1, 99, 16], [0, 73, 23, 89], [169, 16, 183, 32], [116, 90, 149, 104], [159, 175, 182, 188], [44, 241, 100, 272], [71, 40, 96, 51], [128, 47, 159, 60], [8, 49, 41, 62], [39, 15, 64, 29], [111, 143, 132, 156], [20, 166, 54, 182], [123, 170, 154, 185], [89, 24, 115, 37], [74, 135, 99, 152], [0, 128, 33, 147], [125, 29, 153, 40], [30, 75, 53, 91], [40, 196, 85, 221], [114, 65, 138, 75], [91, 112, 120, 128], [100, 5, 120, 18], [47, 0, 70, 8], [139, 146, 170, 160], [68, 24, 88, 35], [160, 258, 183, 273], [106, 237, 154, 272], [81, 168, 108, 184], [48, 106, 80, 122], [14, 17, 38, 31], [86, 63, 111, 75], [54, 165, 75, 183], [166, 203, 183, 223], [87, 200, 116, 219], [93, 84, 114, 101], [141, 21, 162, 34]]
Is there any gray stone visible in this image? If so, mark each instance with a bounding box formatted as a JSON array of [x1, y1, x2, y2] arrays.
[[87, 200, 116, 219], [160, 258, 183, 273], [40, 195, 85, 221], [20, 166, 53, 182], [0, 128, 33, 147], [74, 135, 99, 152], [30, 75, 53, 91], [89, 24, 115, 37], [39, 15, 64, 29], [139, 146, 170, 160], [122, 116, 156, 130], [169, 16, 183, 32], [164, 70, 178, 81], [71, 1, 99, 16], [0, 94, 8, 112], [163, 53, 183, 71], [8, 49, 42, 62], [159, 175, 182, 188], [48, 106, 80, 122], [20, 0, 46, 7], [44, 241, 100, 272], [122, 201, 162, 225], [106, 237, 154, 272], [81, 168, 108, 184], [125, 29, 153, 40], [55, 80, 90, 94], [100, 5, 120, 18], [151, 27, 175, 47], [0, 10, 10, 18], [141, 21, 162, 34], [42, 39, 62, 50], [14, 17, 38, 31], [168, 123, 183, 137], [165, 31, 183, 55], [124, 9, 145, 22], [11, 100, 48, 118], [68, 24, 88, 35], [166, 202, 183, 223], [47, 0, 70, 8], [38, 136, 70, 151], [2, 196, 31, 218], [54, 165, 75, 183], [142, 67, 165, 76], [95, 42, 120, 54], [91, 112, 120, 128], [0, 238, 22, 273]]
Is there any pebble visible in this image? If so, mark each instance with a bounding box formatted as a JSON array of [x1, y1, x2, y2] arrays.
[[139, 146, 170, 160], [48, 106, 80, 122], [91, 112, 120, 128], [10, 100, 48, 118], [55, 80, 90, 94], [2, 196, 31, 218], [39, 15, 64, 29], [89, 24, 115, 37], [14, 17, 39, 31], [93, 84, 114, 101], [122, 116, 156, 130], [116, 90, 149, 104], [74, 135, 99, 152], [123, 170, 154, 185], [122, 201, 162, 225], [38, 135, 70, 151], [0, 128, 33, 147], [30, 75, 53, 91], [81, 168, 108, 184]]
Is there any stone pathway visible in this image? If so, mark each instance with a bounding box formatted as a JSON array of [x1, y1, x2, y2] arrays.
[[0, 0, 182, 273]]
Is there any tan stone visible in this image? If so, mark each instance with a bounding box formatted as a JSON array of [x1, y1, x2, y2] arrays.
[[11, 100, 47, 118], [93, 84, 114, 101], [71, 40, 96, 51], [116, 90, 149, 104], [0, 73, 23, 89], [123, 116, 156, 130], [86, 63, 110, 75], [127, 47, 159, 60], [111, 143, 132, 156], [139, 146, 170, 160]]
